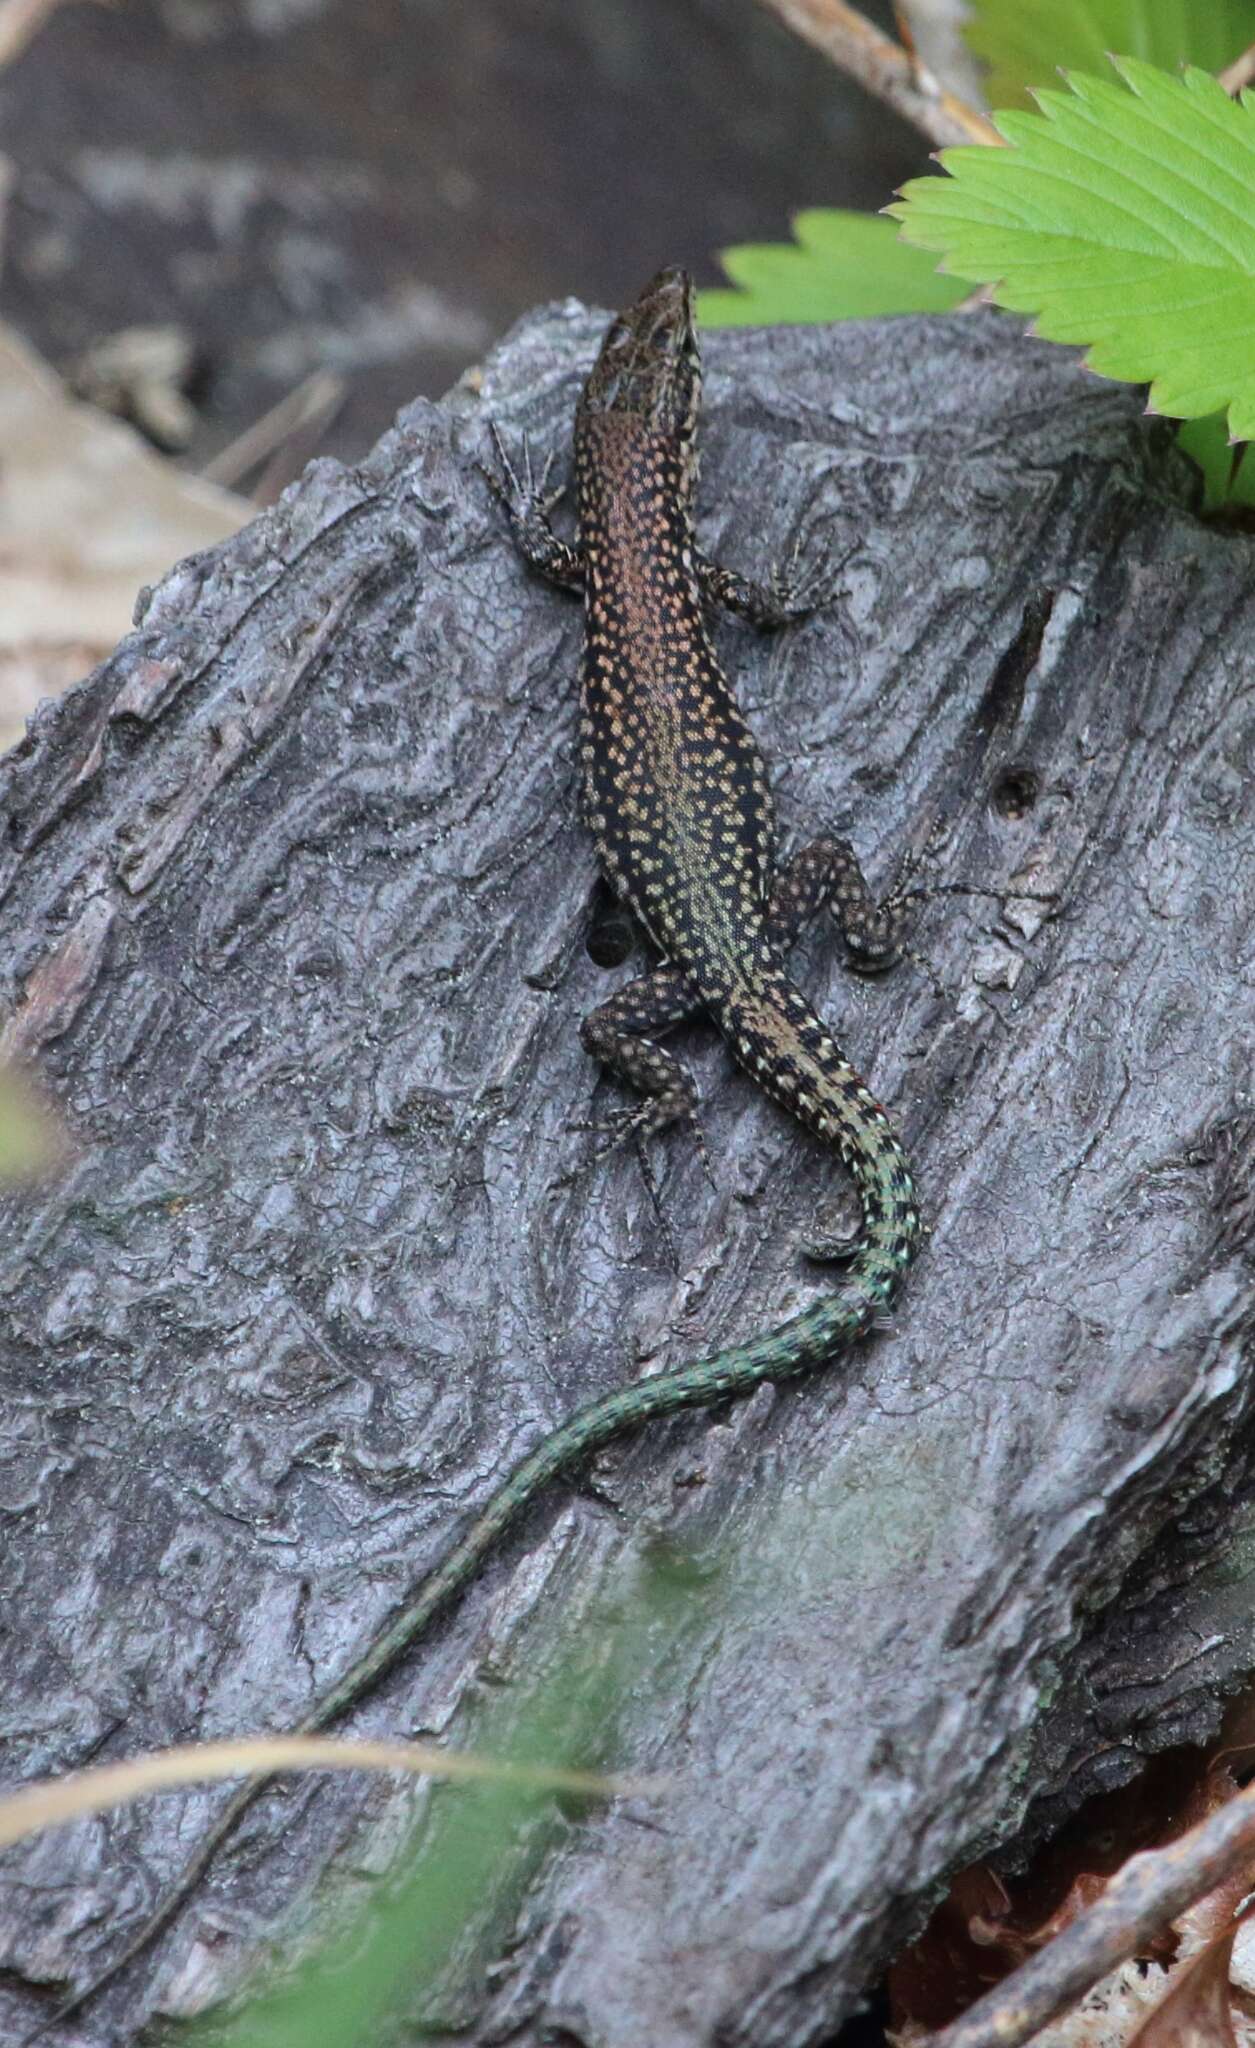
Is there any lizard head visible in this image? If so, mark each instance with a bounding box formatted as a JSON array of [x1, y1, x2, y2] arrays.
[[579, 268, 702, 460]]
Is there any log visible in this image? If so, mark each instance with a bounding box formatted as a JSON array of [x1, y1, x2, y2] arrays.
[[1, 302, 1253, 2047]]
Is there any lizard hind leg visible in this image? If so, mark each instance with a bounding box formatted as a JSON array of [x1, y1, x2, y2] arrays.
[[799, 1203, 866, 1266], [767, 833, 906, 1263], [560, 964, 707, 1187], [768, 832, 906, 974]]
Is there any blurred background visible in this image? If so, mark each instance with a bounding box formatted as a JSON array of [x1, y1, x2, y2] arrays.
[[0, 0, 971, 748], [1, 0, 952, 466]]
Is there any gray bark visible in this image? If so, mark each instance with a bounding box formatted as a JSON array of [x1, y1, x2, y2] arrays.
[[1, 303, 1253, 2047]]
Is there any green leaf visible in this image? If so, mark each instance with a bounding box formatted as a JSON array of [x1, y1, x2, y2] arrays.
[[1177, 413, 1255, 510], [890, 59, 1255, 441], [184, 1554, 696, 2048], [699, 209, 968, 328], [966, 0, 1255, 111]]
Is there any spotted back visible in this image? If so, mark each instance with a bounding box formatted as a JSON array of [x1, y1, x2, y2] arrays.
[[574, 405, 779, 996]]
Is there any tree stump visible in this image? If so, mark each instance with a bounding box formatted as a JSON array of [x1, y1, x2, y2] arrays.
[[1, 303, 1253, 2047]]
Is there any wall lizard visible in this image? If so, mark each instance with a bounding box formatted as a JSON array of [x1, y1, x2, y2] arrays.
[[44, 267, 920, 2031]]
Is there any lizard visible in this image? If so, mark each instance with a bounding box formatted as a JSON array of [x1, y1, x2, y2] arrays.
[[42, 266, 920, 2032]]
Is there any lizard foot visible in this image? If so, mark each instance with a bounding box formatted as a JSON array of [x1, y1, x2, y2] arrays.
[[476, 422, 583, 590], [761, 529, 856, 626], [553, 1098, 715, 1199]]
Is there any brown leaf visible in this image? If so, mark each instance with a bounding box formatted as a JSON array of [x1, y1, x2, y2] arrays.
[[1127, 1912, 1251, 2048]]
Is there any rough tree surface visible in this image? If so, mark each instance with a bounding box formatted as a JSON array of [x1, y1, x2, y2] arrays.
[[1, 306, 1253, 2047]]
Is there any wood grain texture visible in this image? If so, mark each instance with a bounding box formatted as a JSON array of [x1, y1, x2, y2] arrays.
[[1, 305, 1253, 2046]]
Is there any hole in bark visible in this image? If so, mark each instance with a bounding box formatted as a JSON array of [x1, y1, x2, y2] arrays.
[[585, 884, 636, 969], [991, 765, 1039, 818]]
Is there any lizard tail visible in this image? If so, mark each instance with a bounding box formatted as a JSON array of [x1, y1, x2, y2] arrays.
[[48, 1141, 918, 2033], [300, 1249, 919, 1734]]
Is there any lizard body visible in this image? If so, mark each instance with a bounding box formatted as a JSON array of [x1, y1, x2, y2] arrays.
[[48, 268, 919, 2029]]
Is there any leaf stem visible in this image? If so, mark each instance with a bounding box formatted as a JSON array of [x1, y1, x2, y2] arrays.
[[1219, 39, 1255, 95], [754, 0, 1001, 148]]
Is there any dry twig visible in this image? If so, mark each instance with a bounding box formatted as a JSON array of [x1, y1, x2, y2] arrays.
[[755, 0, 1000, 148], [0, 1735, 656, 1851], [203, 368, 345, 495], [927, 1777, 1255, 2048]]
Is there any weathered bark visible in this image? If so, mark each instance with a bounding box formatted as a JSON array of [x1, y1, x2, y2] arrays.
[[1, 305, 1253, 2047]]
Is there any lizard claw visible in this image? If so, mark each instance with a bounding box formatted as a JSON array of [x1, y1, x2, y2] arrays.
[[763, 530, 856, 624], [549, 1106, 646, 1191], [477, 419, 522, 504], [478, 420, 579, 587], [552, 1097, 716, 1199], [479, 425, 565, 521]]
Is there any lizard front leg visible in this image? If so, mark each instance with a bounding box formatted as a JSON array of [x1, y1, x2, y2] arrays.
[[480, 423, 585, 590], [693, 533, 844, 629]]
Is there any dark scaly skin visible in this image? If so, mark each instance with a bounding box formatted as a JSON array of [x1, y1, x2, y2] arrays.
[[44, 270, 919, 2033]]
